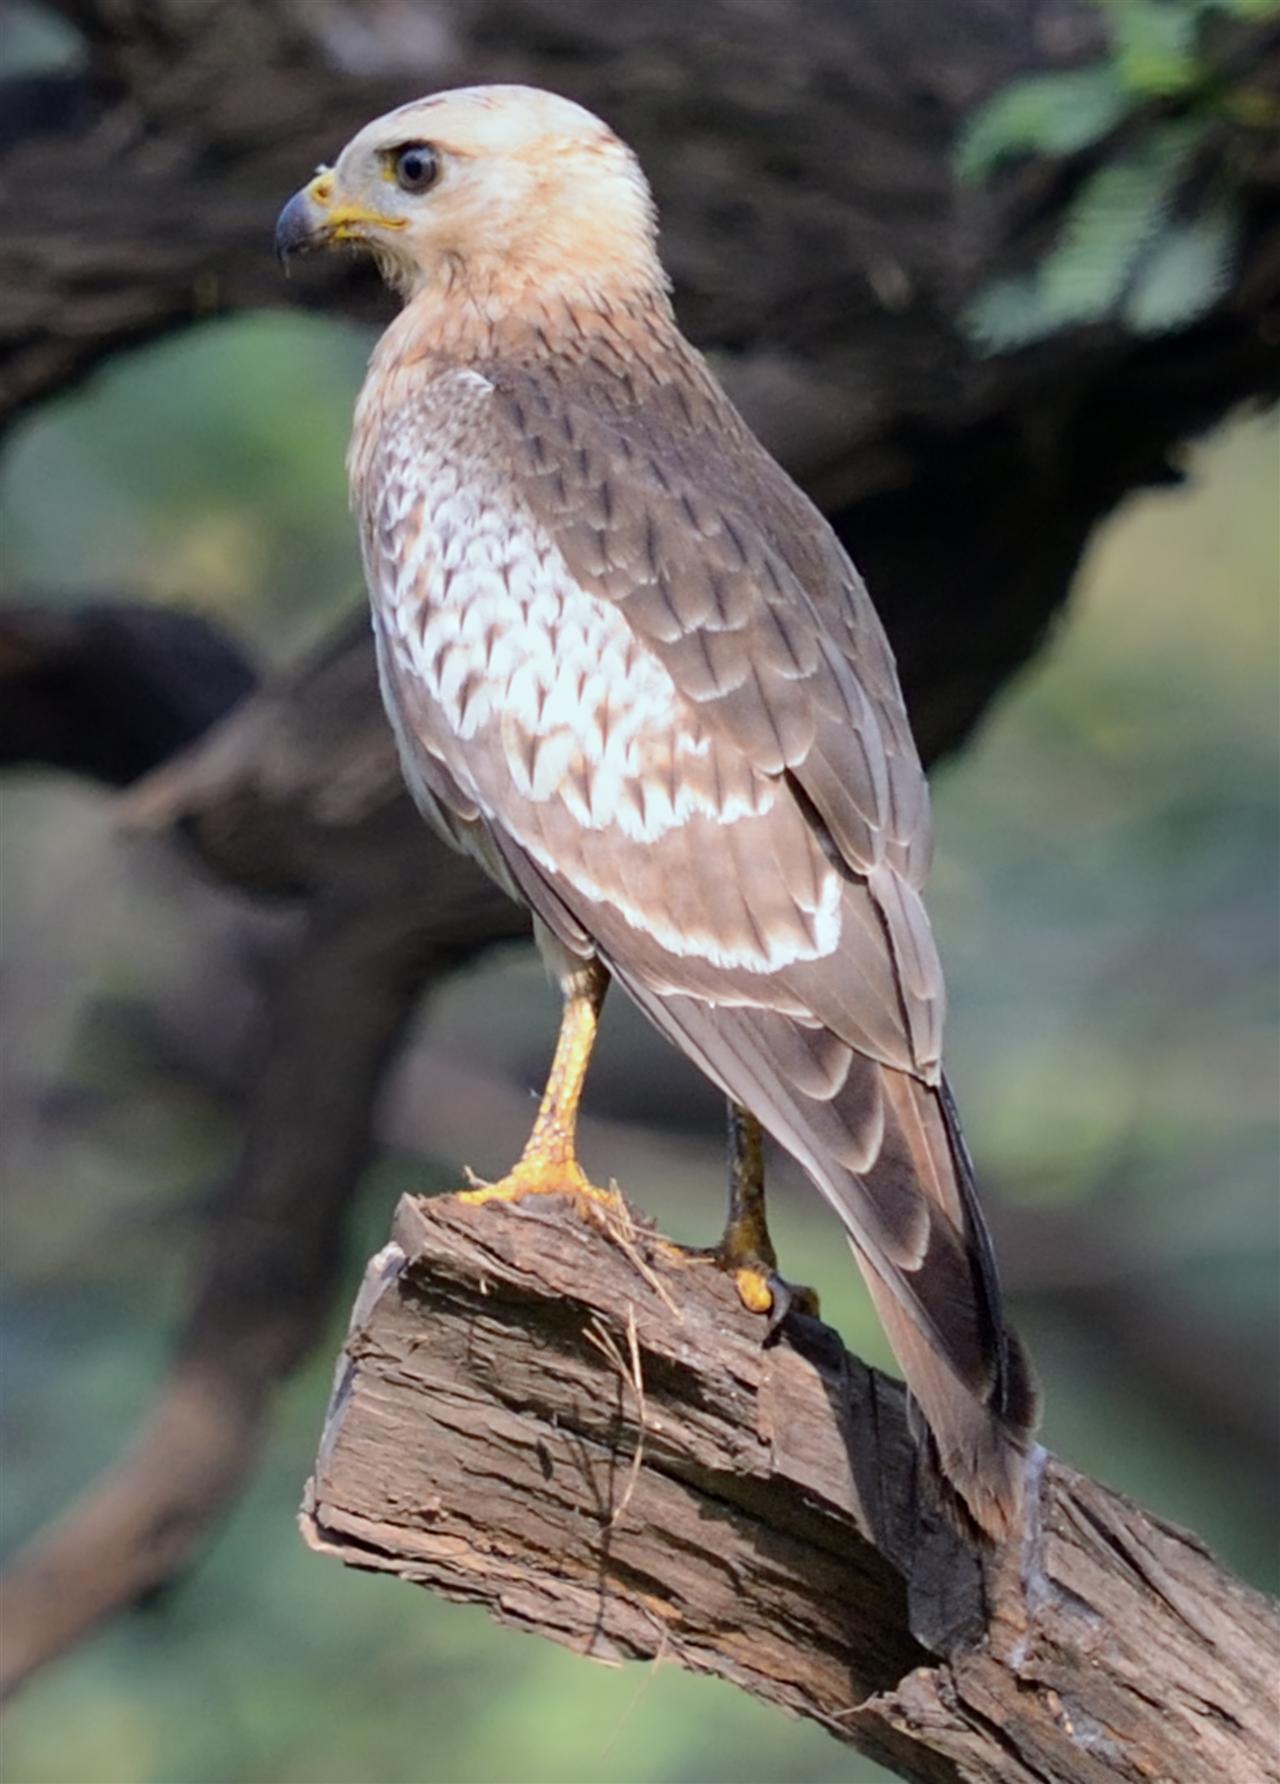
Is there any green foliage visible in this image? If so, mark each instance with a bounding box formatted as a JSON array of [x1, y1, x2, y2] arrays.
[[1122, 197, 1239, 328], [955, 67, 1130, 180], [965, 121, 1216, 348], [1106, 0, 1203, 96], [956, 0, 1277, 350], [1045, 124, 1196, 313], [1212, 0, 1280, 18]]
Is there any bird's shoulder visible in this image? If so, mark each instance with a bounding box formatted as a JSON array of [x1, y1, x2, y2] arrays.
[[472, 345, 933, 890], [360, 338, 934, 896], [360, 344, 945, 1076], [478, 347, 944, 1067]]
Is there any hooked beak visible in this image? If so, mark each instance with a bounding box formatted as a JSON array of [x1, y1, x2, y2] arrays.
[[274, 185, 324, 267], [274, 170, 406, 270]]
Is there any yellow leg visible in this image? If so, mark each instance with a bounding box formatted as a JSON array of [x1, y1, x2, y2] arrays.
[[722, 1103, 777, 1310], [459, 961, 620, 1212], [700, 1104, 820, 1330]]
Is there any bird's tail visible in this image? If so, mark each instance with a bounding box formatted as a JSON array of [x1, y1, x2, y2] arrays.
[[852, 1068, 1038, 1540], [617, 981, 1038, 1540]]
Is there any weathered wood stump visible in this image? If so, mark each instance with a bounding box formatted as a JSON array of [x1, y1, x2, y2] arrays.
[[304, 1193, 1280, 1784]]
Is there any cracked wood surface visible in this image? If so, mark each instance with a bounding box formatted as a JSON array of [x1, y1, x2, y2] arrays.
[[304, 1193, 1280, 1784]]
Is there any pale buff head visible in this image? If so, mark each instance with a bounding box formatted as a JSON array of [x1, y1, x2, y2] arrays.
[[276, 85, 665, 306]]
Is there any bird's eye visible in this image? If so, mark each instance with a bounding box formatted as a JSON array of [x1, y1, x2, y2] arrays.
[[392, 143, 440, 195]]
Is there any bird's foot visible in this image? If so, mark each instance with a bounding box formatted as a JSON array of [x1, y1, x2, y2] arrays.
[[458, 1152, 625, 1219], [663, 1239, 820, 1343]]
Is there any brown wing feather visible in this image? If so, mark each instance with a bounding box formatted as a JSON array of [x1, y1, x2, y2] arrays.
[[486, 358, 945, 1070], [490, 361, 918, 858]]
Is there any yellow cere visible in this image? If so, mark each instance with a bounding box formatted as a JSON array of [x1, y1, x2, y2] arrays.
[[304, 170, 405, 235]]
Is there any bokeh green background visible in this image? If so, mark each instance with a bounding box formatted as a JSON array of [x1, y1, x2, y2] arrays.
[[0, 153, 1276, 1784]]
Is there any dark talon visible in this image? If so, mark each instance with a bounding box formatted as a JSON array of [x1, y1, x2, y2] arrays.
[[763, 1273, 794, 1346], [762, 1271, 821, 1345]]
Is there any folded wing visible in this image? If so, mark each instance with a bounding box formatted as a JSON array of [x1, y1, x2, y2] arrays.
[[359, 353, 1036, 1535]]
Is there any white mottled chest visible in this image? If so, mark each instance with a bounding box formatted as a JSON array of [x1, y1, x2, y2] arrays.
[[359, 373, 733, 842]]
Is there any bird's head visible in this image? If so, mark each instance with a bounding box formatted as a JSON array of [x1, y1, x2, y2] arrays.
[[275, 85, 665, 307]]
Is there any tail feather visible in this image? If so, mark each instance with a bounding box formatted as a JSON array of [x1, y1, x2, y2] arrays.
[[614, 973, 1038, 1539], [859, 1067, 1037, 1535], [859, 1262, 1036, 1539]]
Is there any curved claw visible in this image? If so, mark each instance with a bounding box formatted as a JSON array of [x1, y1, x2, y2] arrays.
[[668, 1245, 820, 1340], [761, 1270, 821, 1346]]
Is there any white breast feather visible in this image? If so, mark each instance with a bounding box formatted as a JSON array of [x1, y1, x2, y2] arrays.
[[362, 374, 843, 974]]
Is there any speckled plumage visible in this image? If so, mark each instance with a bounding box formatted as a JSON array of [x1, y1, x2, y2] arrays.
[[295, 84, 1036, 1537]]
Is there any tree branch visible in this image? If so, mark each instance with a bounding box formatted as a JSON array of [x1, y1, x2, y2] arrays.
[[305, 1193, 1280, 1784], [0, 617, 528, 1703], [0, 600, 257, 784], [0, 900, 430, 1701]]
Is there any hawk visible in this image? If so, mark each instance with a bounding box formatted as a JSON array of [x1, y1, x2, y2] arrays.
[[276, 85, 1036, 1538]]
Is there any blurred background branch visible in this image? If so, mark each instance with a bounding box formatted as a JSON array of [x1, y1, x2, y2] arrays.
[[0, 0, 1276, 1777], [3, 0, 1279, 760], [0, 605, 525, 1701]]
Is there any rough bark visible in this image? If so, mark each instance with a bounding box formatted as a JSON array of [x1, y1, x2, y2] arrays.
[[305, 1192, 1280, 1784]]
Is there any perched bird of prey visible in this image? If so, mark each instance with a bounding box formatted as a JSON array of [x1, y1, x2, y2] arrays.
[[276, 85, 1036, 1538]]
